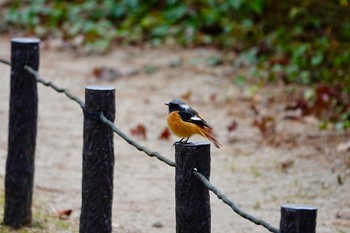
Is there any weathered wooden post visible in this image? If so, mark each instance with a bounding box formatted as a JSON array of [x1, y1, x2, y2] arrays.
[[4, 37, 40, 228], [280, 204, 317, 233], [80, 86, 115, 233], [175, 142, 211, 233]]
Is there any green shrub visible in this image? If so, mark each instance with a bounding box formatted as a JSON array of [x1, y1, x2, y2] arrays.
[[2, 0, 350, 128]]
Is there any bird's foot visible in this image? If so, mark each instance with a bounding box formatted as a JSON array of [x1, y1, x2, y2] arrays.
[[173, 139, 183, 146], [173, 137, 191, 146]]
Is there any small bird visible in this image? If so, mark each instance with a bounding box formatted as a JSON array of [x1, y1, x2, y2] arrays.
[[165, 99, 221, 148]]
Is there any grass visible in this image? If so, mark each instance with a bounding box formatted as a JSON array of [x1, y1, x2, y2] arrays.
[[0, 186, 78, 233]]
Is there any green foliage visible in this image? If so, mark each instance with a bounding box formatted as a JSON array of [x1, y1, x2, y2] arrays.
[[1, 0, 266, 50], [1, 0, 350, 128]]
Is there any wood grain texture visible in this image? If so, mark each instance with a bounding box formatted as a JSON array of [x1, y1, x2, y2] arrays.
[[4, 38, 40, 228], [80, 86, 115, 233], [175, 142, 211, 233]]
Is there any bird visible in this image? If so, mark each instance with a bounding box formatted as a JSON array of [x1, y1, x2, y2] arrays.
[[165, 99, 221, 148]]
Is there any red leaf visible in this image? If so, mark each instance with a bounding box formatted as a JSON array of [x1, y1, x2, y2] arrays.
[[57, 209, 72, 220], [159, 127, 171, 140], [131, 124, 147, 140], [253, 116, 276, 138], [268, 56, 290, 66], [91, 66, 121, 81], [210, 93, 217, 103], [227, 120, 238, 132], [285, 97, 311, 116]]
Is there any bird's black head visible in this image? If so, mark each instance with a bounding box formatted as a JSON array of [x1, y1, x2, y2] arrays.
[[165, 99, 187, 113]]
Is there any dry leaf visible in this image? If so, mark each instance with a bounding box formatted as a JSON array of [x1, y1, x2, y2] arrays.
[[253, 116, 277, 145], [253, 116, 276, 137], [92, 66, 122, 81], [227, 120, 238, 132], [285, 97, 311, 116], [159, 127, 171, 140], [181, 91, 192, 101], [57, 209, 72, 220], [210, 93, 217, 103], [279, 160, 294, 173], [131, 124, 147, 140], [311, 85, 334, 118], [268, 56, 290, 66]]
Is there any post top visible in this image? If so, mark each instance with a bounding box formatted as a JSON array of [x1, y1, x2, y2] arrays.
[[175, 141, 211, 147], [11, 37, 41, 43], [86, 86, 115, 91], [281, 204, 317, 211]]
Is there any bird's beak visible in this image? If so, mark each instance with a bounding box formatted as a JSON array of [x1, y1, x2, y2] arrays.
[[165, 103, 169, 106]]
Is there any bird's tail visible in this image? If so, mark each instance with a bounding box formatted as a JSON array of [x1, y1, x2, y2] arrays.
[[200, 127, 222, 149]]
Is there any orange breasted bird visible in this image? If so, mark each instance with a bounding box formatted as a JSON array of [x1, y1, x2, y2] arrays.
[[165, 99, 221, 148]]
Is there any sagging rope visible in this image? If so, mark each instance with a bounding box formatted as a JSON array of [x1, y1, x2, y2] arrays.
[[0, 58, 279, 233]]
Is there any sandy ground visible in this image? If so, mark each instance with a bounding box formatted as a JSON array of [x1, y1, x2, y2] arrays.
[[0, 36, 349, 233]]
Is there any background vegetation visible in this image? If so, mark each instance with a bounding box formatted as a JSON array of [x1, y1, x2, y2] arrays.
[[1, 0, 349, 128]]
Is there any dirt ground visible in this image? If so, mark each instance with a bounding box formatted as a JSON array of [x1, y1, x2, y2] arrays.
[[0, 36, 349, 233]]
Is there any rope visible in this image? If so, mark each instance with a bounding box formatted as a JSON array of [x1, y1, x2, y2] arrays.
[[24, 65, 85, 108], [99, 113, 176, 167], [0, 58, 279, 232], [23, 65, 175, 166], [193, 170, 279, 233]]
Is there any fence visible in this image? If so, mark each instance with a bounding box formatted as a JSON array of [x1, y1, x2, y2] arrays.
[[0, 37, 318, 233]]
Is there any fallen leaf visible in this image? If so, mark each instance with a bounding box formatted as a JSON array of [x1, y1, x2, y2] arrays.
[[227, 120, 238, 132], [253, 116, 276, 137], [209, 93, 217, 103], [279, 160, 294, 173], [131, 124, 147, 140], [92, 66, 122, 81], [57, 209, 72, 220], [181, 91, 192, 101], [268, 56, 290, 66], [249, 103, 259, 115], [253, 116, 277, 145], [284, 84, 350, 125], [311, 85, 334, 118], [159, 127, 171, 140], [285, 97, 311, 116]]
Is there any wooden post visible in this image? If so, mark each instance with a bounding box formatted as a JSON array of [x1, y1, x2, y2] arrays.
[[280, 204, 317, 233], [80, 86, 115, 233], [4, 37, 40, 228], [175, 142, 211, 233]]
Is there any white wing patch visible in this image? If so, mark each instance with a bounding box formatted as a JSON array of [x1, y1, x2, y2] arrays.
[[180, 104, 190, 110], [190, 116, 202, 121]]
